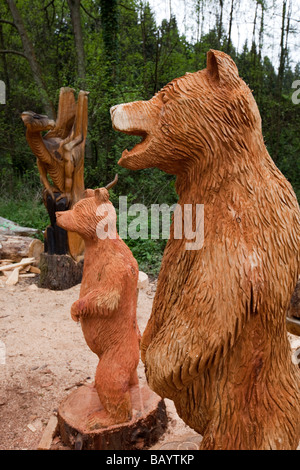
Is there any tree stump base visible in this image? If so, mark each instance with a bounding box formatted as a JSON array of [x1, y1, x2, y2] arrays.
[[57, 382, 167, 450], [39, 253, 83, 290]]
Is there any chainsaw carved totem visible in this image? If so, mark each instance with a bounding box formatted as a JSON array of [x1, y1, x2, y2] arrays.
[[21, 87, 89, 259], [111, 50, 300, 450], [56, 178, 141, 429]]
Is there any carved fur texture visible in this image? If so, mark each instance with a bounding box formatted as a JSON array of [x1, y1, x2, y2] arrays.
[[56, 188, 140, 428], [111, 50, 300, 449]]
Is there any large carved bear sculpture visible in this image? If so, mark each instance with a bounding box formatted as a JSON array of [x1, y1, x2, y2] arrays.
[[56, 187, 140, 429], [110, 50, 300, 449]]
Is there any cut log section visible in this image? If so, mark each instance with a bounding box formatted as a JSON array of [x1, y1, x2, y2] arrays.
[[0, 235, 43, 263], [39, 253, 83, 290], [0, 216, 39, 236], [57, 382, 168, 450]]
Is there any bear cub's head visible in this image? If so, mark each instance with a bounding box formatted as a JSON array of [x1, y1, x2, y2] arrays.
[[56, 187, 116, 241]]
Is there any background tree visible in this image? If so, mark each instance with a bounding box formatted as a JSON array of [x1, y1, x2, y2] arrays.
[[0, 0, 299, 274]]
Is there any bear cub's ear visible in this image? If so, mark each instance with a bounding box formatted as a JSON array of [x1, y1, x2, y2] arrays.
[[84, 189, 95, 198], [95, 188, 110, 204], [206, 50, 240, 88]]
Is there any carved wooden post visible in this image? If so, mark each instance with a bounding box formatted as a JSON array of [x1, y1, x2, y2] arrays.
[[21, 87, 89, 289], [111, 50, 300, 449], [55, 185, 167, 449]]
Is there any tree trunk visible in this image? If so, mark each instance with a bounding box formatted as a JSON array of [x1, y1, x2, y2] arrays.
[[67, 0, 86, 83], [226, 0, 234, 54], [273, 0, 289, 162], [5, 0, 54, 118], [258, 1, 265, 59], [218, 0, 224, 44], [99, 0, 119, 85]]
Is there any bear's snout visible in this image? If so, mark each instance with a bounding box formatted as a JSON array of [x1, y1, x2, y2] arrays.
[[56, 210, 72, 231]]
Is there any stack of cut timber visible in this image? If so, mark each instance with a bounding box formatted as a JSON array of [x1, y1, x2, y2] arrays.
[[0, 257, 41, 286], [0, 234, 43, 263]]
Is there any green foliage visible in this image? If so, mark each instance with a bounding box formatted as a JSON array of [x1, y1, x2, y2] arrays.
[[0, 195, 48, 238], [0, 0, 299, 274]]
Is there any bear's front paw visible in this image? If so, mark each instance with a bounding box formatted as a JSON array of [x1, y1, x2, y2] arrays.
[[71, 300, 82, 322]]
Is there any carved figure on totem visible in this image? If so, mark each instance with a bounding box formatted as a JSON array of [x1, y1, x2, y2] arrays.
[[21, 87, 88, 258]]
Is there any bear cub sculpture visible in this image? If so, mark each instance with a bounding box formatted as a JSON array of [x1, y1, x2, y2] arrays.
[[56, 185, 140, 429], [111, 50, 300, 449]]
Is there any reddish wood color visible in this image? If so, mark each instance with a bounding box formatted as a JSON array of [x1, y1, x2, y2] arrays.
[[111, 50, 300, 450], [56, 187, 141, 429]]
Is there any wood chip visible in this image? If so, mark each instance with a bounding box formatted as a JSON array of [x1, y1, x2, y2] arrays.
[[30, 266, 41, 274], [41, 380, 53, 388], [0, 258, 35, 272], [27, 284, 38, 291], [5, 267, 20, 286], [27, 423, 36, 433], [37, 415, 58, 450]]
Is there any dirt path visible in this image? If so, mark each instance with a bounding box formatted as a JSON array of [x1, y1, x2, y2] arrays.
[[0, 277, 199, 450]]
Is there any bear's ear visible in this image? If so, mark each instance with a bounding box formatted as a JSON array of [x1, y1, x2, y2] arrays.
[[95, 188, 110, 204], [84, 189, 95, 198], [206, 50, 240, 88]]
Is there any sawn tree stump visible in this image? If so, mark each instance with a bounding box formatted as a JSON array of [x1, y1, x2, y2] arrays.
[[57, 381, 167, 450], [39, 253, 83, 290]]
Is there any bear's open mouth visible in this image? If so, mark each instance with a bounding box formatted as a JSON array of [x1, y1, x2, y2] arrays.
[[119, 131, 151, 163]]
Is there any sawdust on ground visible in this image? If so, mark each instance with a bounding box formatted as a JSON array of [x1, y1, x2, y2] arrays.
[[0, 276, 200, 451]]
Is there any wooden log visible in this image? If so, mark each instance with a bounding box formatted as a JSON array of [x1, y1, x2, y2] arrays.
[[0, 216, 39, 236], [0, 235, 43, 263], [39, 253, 83, 290]]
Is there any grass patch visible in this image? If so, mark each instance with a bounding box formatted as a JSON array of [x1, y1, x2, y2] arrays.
[[0, 192, 48, 239]]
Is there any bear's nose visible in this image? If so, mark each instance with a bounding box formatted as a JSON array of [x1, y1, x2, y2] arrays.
[[110, 105, 119, 119]]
